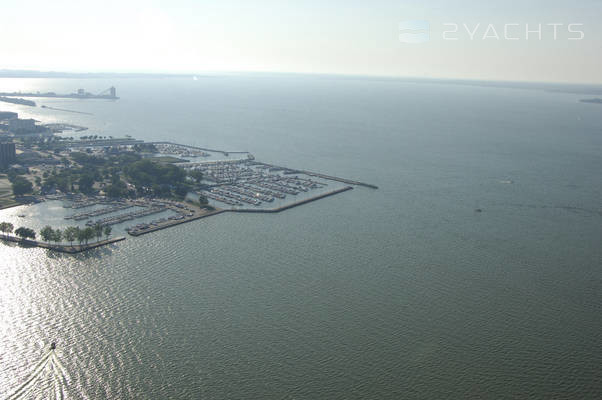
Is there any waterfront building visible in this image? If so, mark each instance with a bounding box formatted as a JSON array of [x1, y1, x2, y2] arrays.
[[9, 118, 37, 133], [0, 142, 16, 166], [8, 118, 50, 136]]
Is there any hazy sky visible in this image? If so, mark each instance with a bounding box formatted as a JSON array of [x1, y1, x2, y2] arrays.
[[2, 0, 601, 83]]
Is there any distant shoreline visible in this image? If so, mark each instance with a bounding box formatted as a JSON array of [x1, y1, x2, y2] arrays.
[[1, 69, 602, 95]]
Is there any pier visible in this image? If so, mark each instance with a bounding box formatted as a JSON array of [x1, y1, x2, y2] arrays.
[[41, 105, 94, 115], [127, 208, 225, 237], [0, 234, 126, 253]]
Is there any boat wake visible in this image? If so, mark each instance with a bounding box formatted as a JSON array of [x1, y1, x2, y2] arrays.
[[7, 345, 69, 400]]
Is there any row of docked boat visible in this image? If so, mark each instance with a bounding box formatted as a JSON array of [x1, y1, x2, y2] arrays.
[[239, 184, 286, 199], [210, 188, 262, 206], [251, 180, 300, 195], [190, 160, 326, 192], [63, 199, 107, 209], [66, 203, 133, 221], [125, 212, 188, 234], [85, 206, 167, 227], [189, 159, 330, 208], [154, 143, 210, 158], [222, 185, 274, 202], [201, 191, 241, 206], [199, 164, 257, 183]]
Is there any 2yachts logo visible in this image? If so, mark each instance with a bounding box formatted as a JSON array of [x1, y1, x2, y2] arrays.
[[398, 20, 430, 43], [399, 21, 585, 43]]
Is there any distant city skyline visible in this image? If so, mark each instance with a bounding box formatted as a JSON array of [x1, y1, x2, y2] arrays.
[[1, 0, 601, 83]]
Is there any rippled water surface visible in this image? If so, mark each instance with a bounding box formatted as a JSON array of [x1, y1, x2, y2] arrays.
[[1, 75, 601, 399]]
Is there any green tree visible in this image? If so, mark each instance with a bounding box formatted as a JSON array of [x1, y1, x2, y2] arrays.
[[53, 229, 63, 244], [12, 176, 33, 196], [40, 225, 54, 242], [105, 180, 128, 198], [76, 227, 85, 245], [64, 226, 78, 246], [125, 159, 186, 189], [78, 174, 95, 194], [15, 227, 36, 240], [103, 225, 112, 240], [93, 224, 103, 242], [0, 222, 14, 238], [188, 170, 204, 183], [5, 222, 14, 237], [83, 226, 94, 244], [174, 183, 190, 199]]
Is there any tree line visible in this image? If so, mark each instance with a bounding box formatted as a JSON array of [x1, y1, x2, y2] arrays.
[[0, 221, 112, 246]]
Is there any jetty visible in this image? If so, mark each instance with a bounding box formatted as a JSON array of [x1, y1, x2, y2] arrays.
[[41, 105, 94, 115], [297, 170, 378, 189]]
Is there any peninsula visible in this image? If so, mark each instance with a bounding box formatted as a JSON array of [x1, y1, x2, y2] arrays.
[[0, 106, 376, 253]]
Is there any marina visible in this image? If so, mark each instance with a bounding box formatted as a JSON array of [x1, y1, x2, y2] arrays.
[[188, 158, 354, 211], [0, 119, 377, 251]]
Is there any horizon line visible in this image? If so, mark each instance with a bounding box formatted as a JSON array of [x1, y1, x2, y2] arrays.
[[1, 68, 601, 90]]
